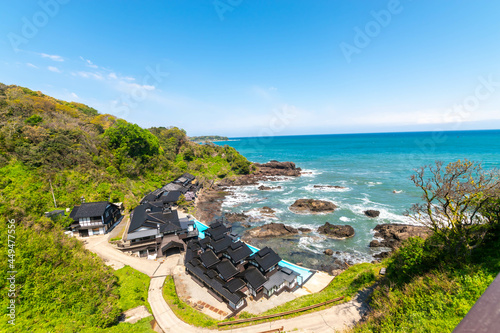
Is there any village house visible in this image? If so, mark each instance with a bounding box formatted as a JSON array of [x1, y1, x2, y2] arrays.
[[69, 201, 122, 237], [247, 247, 282, 276], [183, 220, 302, 313], [118, 173, 200, 258]]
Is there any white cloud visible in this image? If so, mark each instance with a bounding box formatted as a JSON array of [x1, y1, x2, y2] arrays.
[[26, 63, 38, 69], [72, 71, 104, 80], [116, 80, 155, 92], [108, 72, 118, 79], [40, 53, 64, 62], [48, 66, 61, 73], [71, 92, 79, 99], [79, 56, 98, 69]]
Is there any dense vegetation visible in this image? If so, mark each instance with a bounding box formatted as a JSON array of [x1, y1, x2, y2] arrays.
[[0, 83, 251, 331], [114, 266, 151, 314], [189, 135, 228, 142], [352, 160, 500, 332]]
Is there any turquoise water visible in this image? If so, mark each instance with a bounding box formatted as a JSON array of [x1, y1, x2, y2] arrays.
[[213, 130, 500, 266]]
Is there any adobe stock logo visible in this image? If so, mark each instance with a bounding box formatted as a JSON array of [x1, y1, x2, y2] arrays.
[[7, 0, 70, 52], [213, 0, 243, 21], [339, 0, 407, 63]]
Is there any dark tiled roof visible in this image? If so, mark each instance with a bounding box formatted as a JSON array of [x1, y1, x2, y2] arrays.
[[161, 190, 181, 203], [263, 268, 299, 291], [190, 258, 202, 266], [185, 248, 196, 262], [230, 241, 244, 250], [249, 247, 281, 272], [69, 205, 80, 219], [226, 243, 253, 263], [199, 237, 210, 249], [181, 173, 196, 181], [128, 204, 182, 234], [206, 223, 230, 239], [163, 183, 187, 193], [205, 269, 218, 279], [141, 190, 161, 203], [185, 261, 245, 305], [71, 201, 111, 219], [187, 240, 201, 252], [210, 235, 233, 253], [200, 249, 220, 268], [224, 278, 246, 293], [243, 266, 267, 290], [215, 259, 239, 281]]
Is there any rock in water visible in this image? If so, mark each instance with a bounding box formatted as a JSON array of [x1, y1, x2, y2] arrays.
[[224, 212, 249, 223], [258, 185, 282, 191], [313, 185, 346, 189], [254, 160, 302, 177], [260, 206, 275, 214], [317, 222, 355, 239], [244, 222, 298, 238], [218, 160, 302, 186], [290, 199, 337, 214], [364, 210, 380, 218], [324, 249, 334, 256]]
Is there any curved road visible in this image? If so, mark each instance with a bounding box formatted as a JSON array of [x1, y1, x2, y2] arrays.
[[85, 233, 369, 333]]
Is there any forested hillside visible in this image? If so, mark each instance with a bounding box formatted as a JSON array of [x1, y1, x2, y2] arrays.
[[0, 83, 251, 331]]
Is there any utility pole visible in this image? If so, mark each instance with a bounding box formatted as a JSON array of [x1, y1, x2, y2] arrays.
[[48, 178, 57, 208]]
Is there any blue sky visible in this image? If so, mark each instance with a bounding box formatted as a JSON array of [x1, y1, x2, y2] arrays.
[[1, 1, 499, 137]]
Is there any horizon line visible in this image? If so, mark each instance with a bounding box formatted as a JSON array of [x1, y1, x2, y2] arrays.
[[223, 128, 500, 140]]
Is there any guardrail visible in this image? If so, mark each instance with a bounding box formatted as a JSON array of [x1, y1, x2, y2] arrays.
[[218, 296, 344, 327], [453, 272, 500, 332]]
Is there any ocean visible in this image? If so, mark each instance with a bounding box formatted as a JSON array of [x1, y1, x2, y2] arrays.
[[214, 130, 500, 268]]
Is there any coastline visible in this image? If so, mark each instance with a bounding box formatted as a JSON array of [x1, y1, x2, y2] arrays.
[[192, 157, 431, 275]]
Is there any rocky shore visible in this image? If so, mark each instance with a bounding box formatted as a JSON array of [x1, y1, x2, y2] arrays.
[[218, 160, 302, 187], [194, 160, 301, 223], [194, 189, 228, 223], [370, 224, 431, 259], [370, 224, 431, 250]]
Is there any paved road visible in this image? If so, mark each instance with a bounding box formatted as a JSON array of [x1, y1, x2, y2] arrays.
[[83, 233, 161, 276], [85, 233, 368, 333]]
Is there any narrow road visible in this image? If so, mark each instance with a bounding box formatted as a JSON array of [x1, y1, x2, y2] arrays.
[[85, 233, 369, 333]]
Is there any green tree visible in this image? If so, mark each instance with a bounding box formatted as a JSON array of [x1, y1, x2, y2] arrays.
[[104, 119, 160, 161], [410, 160, 500, 258]]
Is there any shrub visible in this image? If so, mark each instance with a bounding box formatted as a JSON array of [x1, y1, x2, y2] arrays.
[[25, 114, 43, 125], [386, 237, 434, 285]]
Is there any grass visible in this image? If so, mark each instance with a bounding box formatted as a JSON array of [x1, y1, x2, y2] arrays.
[[162, 263, 383, 329], [115, 266, 151, 313], [162, 275, 219, 328], [82, 266, 156, 332], [226, 263, 382, 328], [350, 232, 500, 333], [83, 317, 156, 332]]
